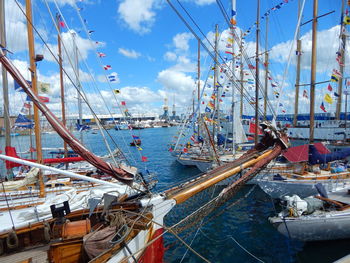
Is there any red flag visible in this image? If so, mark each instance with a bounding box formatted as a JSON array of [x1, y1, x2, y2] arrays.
[[39, 96, 49, 103], [141, 156, 148, 162], [59, 21, 65, 28], [327, 84, 333, 91], [225, 51, 234, 55], [97, 52, 106, 57], [24, 102, 31, 109], [168, 147, 173, 152], [248, 64, 256, 70], [121, 101, 126, 106], [183, 148, 188, 153], [103, 65, 112, 70], [320, 102, 327, 112]]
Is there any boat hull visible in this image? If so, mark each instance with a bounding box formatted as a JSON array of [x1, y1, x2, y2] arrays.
[[270, 212, 350, 241], [257, 178, 350, 199]]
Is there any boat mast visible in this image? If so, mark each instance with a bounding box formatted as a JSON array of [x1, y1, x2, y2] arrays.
[[213, 24, 219, 138], [73, 33, 83, 142], [336, 0, 346, 121], [254, 0, 260, 145], [197, 39, 200, 139], [57, 14, 68, 158], [263, 16, 269, 120], [0, 0, 12, 178], [309, 0, 318, 143], [25, 0, 45, 197], [240, 31, 244, 118], [293, 0, 302, 127], [231, 0, 236, 155]]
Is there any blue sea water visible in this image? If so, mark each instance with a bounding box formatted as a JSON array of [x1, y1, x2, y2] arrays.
[[1, 127, 350, 262]]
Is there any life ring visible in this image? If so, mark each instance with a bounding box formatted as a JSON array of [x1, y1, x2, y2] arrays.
[[6, 230, 18, 249]]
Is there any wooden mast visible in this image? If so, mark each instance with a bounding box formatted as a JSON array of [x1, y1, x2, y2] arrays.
[[336, 0, 346, 120], [263, 16, 269, 120], [197, 39, 200, 138], [254, 0, 260, 145], [240, 31, 244, 117], [57, 14, 68, 158], [293, 0, 302, 127], [309, 0, 318, 143], [25, 0, 45, 197], [0, 0, 12, 178]]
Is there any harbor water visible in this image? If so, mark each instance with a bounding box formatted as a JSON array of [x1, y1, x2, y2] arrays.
[[1, 126, 349, 262]]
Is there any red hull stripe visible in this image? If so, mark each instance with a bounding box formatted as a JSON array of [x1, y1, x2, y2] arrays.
[[138, 228, 164, 263]]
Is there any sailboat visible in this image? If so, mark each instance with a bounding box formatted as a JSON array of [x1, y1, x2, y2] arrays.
[[174, 23, 252, 173], [253, 0, 350, 199], [0, 41, 289, 261]]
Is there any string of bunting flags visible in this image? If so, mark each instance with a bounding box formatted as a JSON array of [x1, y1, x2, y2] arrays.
[[242, 0, 294, 38], [319, 2, 350, 112]]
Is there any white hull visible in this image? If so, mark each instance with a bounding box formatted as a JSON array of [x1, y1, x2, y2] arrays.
[[257, 178, 350, 199], [270, 211, 350, 241], [176, 156, 199, 166]]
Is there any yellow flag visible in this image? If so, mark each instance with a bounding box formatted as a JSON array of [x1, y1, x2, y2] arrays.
[[113, 89, 120, 94], [324, 93, 333, 104], [227, 38, 233, 44]]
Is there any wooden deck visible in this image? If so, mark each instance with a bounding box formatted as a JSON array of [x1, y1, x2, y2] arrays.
[[0, 245, 49, 263]]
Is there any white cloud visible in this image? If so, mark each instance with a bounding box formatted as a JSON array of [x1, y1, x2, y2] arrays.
[[117, 0, 161, 34], [164, 51, 177, 61], [118, 48, 141, 59], [157, 69, 195, 93], [117, 0, 215, 34], [5, 0, 28, 53], [270, 25, 345, 73], [193, 0, 216, 5], [173, 32, 193, 51]]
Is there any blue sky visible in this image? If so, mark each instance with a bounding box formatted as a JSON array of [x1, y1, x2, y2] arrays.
[[1, 0, 346, 119]]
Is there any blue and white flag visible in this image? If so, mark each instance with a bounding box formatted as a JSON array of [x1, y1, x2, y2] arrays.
[[14, 80, 31, 92], [108, 75, 117, 82]]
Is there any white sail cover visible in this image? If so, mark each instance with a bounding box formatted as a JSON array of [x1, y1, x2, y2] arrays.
[[0, 168, 39, 190], [233, 107, 248, 144]]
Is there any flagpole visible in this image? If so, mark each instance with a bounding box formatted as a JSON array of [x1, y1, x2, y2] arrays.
[[231, 0, 236, 155], [254, 0, 260, 145], [0, 0, 12, 178], [26, 0, 45, 197], [57, 14, 68, 159], [293, 0, 302, 127], [309, 0, 318, 143], [336, 0, 346, 120], [73, 33, 83, 143], [263, 16, 269, 120]]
